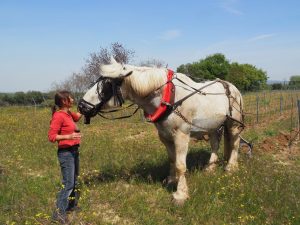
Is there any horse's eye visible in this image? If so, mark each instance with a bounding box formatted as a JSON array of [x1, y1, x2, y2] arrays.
[[123, 67, 126, 70]]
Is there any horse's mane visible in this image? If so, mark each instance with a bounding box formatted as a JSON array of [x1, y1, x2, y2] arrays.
[[125, 65, 168, 97]]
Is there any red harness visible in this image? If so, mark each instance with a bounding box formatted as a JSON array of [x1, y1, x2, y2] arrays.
[[145, 69, 175, 122]]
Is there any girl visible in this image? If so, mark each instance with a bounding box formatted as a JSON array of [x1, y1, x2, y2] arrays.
[[48, 90, 82, 223]]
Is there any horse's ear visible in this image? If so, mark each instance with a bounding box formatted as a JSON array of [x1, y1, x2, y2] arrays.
[[123, 71, 133, 77], [110, 56, 118, 64], [117, 71, 133, 78]]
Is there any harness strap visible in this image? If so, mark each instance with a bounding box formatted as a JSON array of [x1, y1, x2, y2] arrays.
[[145, 69, 175, 122], [217, 80, 232, 117], [172, 79, 220, 109]]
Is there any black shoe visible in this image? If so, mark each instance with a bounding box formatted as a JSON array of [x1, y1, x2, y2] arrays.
[[52, 211, 68, 224], [66, 205, 81, 213]]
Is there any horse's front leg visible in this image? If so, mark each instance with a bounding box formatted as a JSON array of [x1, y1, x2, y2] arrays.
[[172, 130, 190, 205], [158, 133, 176, 185]]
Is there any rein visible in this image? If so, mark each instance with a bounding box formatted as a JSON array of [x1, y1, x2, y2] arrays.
[[97, 103, 140, 120]]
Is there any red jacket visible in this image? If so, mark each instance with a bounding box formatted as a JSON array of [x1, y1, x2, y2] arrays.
[[48, 110, 81, 148]]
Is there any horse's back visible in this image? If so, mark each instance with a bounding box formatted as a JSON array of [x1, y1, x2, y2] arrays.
[[173, 74, 243, 131]]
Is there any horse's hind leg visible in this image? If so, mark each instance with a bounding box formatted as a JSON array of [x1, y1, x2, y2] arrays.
[[224, 121, 241, 172], [205, 131, 221, 172]]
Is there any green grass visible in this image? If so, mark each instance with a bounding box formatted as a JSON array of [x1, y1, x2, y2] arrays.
[[1, 106, 300, 224]]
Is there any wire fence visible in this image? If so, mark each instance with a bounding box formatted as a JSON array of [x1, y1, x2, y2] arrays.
[[243, 90, 300, 131], [11, 90, 300, 135]]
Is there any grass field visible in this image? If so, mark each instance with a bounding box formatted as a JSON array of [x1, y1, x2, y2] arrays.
[[1, 105, 300, 225]]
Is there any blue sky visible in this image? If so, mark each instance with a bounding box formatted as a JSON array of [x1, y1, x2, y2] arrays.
[[1, 0, 300, 92]]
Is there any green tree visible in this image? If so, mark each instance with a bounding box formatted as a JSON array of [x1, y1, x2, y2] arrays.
[[27, 91, 44, 104], [14, 92, 27, 104], [226, 63, 268, 91], [177, 54, 268, 92], [177, 53, 230, 80], [289, 75, 300, 88], [271, 83, 283, 90], [225, 62, 249, 91]]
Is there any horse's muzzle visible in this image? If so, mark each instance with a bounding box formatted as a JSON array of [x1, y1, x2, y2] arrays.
[[78, 98, 99, 124]]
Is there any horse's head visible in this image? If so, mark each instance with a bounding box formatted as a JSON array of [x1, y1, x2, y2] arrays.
[[78, 57, 134, 123], [78, 76, 125, 124], [100, 56, 133, 78]]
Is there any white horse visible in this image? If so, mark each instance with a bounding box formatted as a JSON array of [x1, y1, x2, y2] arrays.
[[78, 57, 245, 205]]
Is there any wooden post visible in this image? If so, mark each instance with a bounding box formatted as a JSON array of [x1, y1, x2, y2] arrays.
[[291, 96, 294, 130], [256, 95, 259, 123], [264, 92, 266, 115], [298, 100, 300, 139], [32, 97, 37, 113], [280, 95, 283, 115]]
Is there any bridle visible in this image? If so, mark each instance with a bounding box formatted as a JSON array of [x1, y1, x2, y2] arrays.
[[78, 75, 139, 122], [78, 76, 125, 118]]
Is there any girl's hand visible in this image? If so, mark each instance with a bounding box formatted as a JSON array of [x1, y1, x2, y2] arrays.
[[69, 132, 82, 140]]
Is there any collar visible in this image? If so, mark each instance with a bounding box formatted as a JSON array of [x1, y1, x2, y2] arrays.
[[145, 69, 175, 122]]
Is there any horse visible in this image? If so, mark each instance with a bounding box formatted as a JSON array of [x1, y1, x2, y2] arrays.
[[78, 57, 245, 205]]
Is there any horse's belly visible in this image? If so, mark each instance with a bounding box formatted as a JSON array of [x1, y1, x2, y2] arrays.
[[191, 113, 226, 132]]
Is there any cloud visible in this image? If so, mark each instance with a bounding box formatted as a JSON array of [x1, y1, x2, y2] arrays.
[[219, 0, 244, 15], [159, 29, 182, 40], [247, 33, 276, 42]]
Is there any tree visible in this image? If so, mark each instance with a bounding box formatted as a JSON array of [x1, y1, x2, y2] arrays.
[[289, 75, 300, 88], [225, 62, 249, 91], [177, 53, 268, 92], [14, 92, 27, 104], [83, 42, 135, 82], [52, 42, 135, 94], [271, 83, 283, 90], [226, 63, 268, 91], [177, 53, 230, 80], [51, 72, 91, 100], [27, 91, 44, 104], [139, 58, 166, 68]]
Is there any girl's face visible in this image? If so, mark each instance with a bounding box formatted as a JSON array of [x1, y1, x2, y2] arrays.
[[63, 96, 74, 108]]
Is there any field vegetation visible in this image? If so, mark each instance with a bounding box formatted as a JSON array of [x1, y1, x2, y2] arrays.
[[1, 92, 300, 224]]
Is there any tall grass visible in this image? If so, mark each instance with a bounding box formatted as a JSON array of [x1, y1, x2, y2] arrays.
[[0, 106, 300, 224]]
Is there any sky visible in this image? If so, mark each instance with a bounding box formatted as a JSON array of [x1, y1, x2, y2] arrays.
[[0, 0, 300, 92]]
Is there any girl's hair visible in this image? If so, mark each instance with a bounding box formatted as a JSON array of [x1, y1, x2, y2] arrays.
[[51, 90, 72, 115]]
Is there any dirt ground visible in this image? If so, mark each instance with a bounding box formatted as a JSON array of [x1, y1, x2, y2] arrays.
[[239, 129, 300, 167]]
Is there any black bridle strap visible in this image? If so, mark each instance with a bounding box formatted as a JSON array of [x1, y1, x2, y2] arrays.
[[97, 106, 140, 120], [99, 103, 136, 113]]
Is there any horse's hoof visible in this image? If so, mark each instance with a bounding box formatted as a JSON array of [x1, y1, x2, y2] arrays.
[[204, 163, 217, 172], [172, 192, 189, 206], [224, 163, 238, 173], [163, 176, 177, 186]]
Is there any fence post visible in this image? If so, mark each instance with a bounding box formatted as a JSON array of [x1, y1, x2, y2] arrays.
[[140, 109, 145, 122], [280, 95, 283, 115], [32, 97, 37, 113], [256, 95, 259, 123], [264, 92, 266, 115], [291, 96, 294, 130]]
